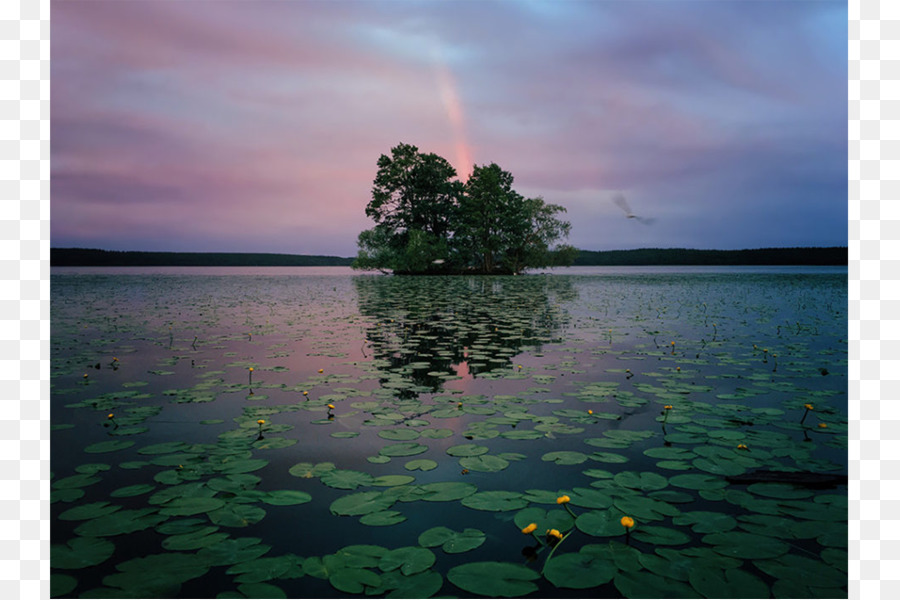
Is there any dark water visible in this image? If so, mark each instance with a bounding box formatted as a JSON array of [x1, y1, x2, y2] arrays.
[[50, 267, 848, 599]]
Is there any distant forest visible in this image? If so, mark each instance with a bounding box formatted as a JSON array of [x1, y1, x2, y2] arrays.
[[572, 246, 847, 266], [52, 246, 847, 267], [51, 248, 354, 267]]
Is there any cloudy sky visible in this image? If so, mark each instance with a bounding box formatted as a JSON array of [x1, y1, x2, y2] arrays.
[[51, 0, 847, 256]]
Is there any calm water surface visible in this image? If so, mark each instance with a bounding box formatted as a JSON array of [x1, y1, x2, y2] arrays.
[[50, 267, 848, 599]]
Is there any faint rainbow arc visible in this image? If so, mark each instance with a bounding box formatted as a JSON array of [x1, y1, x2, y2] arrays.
[[431, 48, 474, 182]]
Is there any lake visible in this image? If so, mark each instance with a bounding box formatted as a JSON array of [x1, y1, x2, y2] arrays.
[[50, 266, 848, 598]]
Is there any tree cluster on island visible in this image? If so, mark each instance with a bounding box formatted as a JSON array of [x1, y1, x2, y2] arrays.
[[352, 143, 577, 275]]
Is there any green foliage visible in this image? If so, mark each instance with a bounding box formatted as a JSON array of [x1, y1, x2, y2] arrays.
[[353, 143, 573, 274]]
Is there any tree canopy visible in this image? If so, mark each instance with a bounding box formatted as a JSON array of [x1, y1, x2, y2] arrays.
[[353, 143, 575, 274]]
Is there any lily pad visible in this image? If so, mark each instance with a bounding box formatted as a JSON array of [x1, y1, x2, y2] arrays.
[[461, 490, 528, 512], [542, 451, 589, 465], [459, 454, 510, 472], [404, 459, 438, 472], [447, 562, 540, 597], [378, 547, 436, 576], [702, 531, 790, 559], [330, 491, 395, 516], [321, 469, 375, 490], [418, 527, 486, 554], [689, 567, 769, 599], [52, 536, 116, 569], [544, 553, 617, 589], [379, 442, 429, 457], [359, 510, 407, 526]]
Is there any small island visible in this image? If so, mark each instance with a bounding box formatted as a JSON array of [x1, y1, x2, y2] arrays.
[[352, 143, 577, 275]]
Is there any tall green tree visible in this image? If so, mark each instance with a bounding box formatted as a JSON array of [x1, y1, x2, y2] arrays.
[[353, 143, 574, 274]]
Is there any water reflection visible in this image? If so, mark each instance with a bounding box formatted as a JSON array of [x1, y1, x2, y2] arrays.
[[354, 275, 577, 397]]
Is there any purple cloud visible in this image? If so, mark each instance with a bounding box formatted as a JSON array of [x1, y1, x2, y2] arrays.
[[51, 0, 847, 255]]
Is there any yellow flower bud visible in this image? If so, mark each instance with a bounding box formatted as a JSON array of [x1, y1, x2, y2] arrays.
[[257, 419, 265, 425], [556, 495, 571, 505], [521, 523, 537, 534], [620, 516, 635, 529]]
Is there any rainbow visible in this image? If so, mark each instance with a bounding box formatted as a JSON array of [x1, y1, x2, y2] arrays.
[[432, 46, 474, 181]]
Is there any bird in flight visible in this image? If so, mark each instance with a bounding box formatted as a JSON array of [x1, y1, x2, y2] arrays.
[[612, 192, 655, 225]]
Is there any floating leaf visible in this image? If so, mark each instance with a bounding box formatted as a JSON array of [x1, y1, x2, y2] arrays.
[[321, 469, 375, 490], [446, 444, 489, 457], [459, 454, 509, 472], [447, 562, 539, 597], [52, 536, 116, 569], [613, 471, 669, 491], [669, 474, 727, 491], [461, 491, 528, 512], [702, 531, 790, 559], [330, 491, 395, 516], [419, 482, 477, 502], [379, 442, 429, 457], [672, 511, 738, 534], [542, 451, 589, 465], [197, 537, 272, 566], [58, 502, 121, 521], [378, 547, 436, 576], [689, 566, 769, 599], [418, 527, 486, 554], [404, 459, 438, 472], [74, 509, 167, 537], [544, 553, 617, 589], [631, 525, 691, 545]]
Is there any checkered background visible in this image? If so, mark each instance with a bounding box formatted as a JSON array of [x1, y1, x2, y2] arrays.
[[0, 0, 884, 598]]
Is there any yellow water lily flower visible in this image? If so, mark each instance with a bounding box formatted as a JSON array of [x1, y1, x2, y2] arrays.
[[736, 444, 748, 450], [521, 523, 537, 534], [318, 369, 324, 373], [804, 403, 814, 410], [556, 495, 571, 505], [257, 419, 265, 425], [546, 529, 563, 540], [620, 516, 635, 529], [327, 404, 335, 410], [664, 405, 673, 410], [818, 423, 828, 429], [249, 367, 254, 372], [107, 413, 114, 420]]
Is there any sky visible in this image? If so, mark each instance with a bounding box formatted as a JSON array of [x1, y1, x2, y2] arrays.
[[50, 0, 848, 256]]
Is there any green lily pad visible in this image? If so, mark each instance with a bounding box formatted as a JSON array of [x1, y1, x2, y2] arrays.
[[542, 451, 589, 465], [613, 471, 669, 491], [329, 567, 382, 594], [689, 567, 769, 599], [74, 509, 167, 537], [461, 491, 528, 512], [404, 459, 438, 472], [330, 491, 395, 516], [52, 536, 116, 569], [162, 526, 229, 551], [359, 510, 407, 526], [576, 509, 629, 537], [158, 497, 226, 517], [513, 507, 574, 533], [197, 537, 272, 566], [51, 573, 78, 597], [84, 440, 136, 454], [747, 482, 815, 499], [58, 502, 121, 521], [259, 490, 313, 506], [702, 531, 790, 559], [371, 475, 416, 487], [378, 428, 421, 441], [110, 483, 156, 498], [756, 554, 847, 588], [446, 444, 489, 457], [447, 562, 540, 597], [321, 469, 375, 490], [672, 511, 738, 534], [544, 553, 617, 589], [614, 569, 701, 599], [589, 451, 629, 463], [103, 553, 209, 591], [378, 547, 436, 576], [419, 482, 478, 502], [52, 473, 102, 489], [418, 527, 486, 554], [237, 582, 287, 598], [288, 462, 336, 479], [459, 454, 510, 472], [669, 474, 728, 491], [379, 442, 429, 457], [631, 525, 691, 545], [207, 504, 267, 528]]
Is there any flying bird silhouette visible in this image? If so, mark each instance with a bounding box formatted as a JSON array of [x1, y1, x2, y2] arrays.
[[612, 192, 655, 225]]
